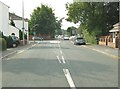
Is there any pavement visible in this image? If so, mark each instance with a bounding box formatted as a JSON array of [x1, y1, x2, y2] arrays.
[[0, 40, 119, 60], [83, 44, 119, 59], [70, 41, 119, 60], [0, 41, 36, 59]]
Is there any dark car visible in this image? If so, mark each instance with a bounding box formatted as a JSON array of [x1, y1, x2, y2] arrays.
[[74, 37, 86, 45], [6, 35, 20, 48]]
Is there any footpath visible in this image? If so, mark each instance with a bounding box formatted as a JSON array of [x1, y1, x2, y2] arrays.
[[83, 44, 119, 59], [0, 41, 36, 59], [70, 40, 119, 59]]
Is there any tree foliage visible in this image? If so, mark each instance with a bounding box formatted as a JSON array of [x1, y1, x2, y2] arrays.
[[66, 2, 119, 36], [54, 17, 64, 35], [67, 26, 77, 36], [29, 4, 60, 37]]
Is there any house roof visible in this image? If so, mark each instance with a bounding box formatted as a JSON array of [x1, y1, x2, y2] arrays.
[[113, 22, 120, 27], [0, 1, 9, 8], [109, 28, 119, 32], [109, 22, 120, 32], [9, 13, 28, 22]]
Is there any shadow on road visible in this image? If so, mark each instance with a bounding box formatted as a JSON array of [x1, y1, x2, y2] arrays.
[[2, 58, 112, 79]]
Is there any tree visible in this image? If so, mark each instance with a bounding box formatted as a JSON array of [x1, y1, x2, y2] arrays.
[[66, 2, 119, 36], [55, 17, 64, 35], [29, 4, 59, 38], [67, 26, 77, 36], [67, 27, 72, 36]]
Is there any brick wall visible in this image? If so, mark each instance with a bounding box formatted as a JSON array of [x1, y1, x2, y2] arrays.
[[99, 36, 119, 48]]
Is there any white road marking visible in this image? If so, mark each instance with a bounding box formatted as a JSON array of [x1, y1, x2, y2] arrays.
[[50, 41, 60, 44], [17, 50, 25, 54], [1, 51, 17, 59], [62, 56, 66, 64], [60, 50, 63, 54], [57, 56, 62, 63], [7, 58, 10, 60], [63, 69, 76, 89]]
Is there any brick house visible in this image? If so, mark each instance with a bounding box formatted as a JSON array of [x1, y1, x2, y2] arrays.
[[108, 23, 120, 48], [99, 22, 120, 48]]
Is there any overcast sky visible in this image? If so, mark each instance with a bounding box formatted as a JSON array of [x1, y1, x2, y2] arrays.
[[0, 0, 79, 29]]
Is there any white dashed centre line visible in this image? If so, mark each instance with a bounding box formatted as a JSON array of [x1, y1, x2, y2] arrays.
[[57, 56, 62, 63], [62, 56, 66, 64], [63, 69, 76, 89], [60, 50, 63, 54], [57, 41, 76, 88]]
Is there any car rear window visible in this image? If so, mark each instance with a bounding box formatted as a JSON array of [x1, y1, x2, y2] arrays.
[[77, 38, 84, 40]]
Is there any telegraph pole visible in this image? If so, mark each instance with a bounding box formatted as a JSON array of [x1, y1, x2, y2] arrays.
[[22, 0, 25, 45]]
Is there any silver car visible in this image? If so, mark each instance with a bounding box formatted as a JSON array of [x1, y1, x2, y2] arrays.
[[74, 37, 86, 45], [63, 35, 69, 40]]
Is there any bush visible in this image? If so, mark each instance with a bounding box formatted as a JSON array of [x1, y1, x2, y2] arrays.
[[0, 38, 7, 51], [82, 29, 97, 44], [4, 36, 13, 48]]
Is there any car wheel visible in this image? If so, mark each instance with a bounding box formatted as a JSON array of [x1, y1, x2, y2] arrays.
[[12, 43, 17, 48]]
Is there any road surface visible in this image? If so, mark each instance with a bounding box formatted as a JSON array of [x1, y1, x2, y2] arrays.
[[2, 40, 118, 88]]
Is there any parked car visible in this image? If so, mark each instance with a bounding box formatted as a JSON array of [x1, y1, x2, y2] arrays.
[[11, 35, 20, 47], [5, 35, 20, 48], [74, 37, 86, 45], [63, 35, 69, 40]]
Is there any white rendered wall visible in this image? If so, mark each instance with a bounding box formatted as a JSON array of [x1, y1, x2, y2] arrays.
[[9, 25, 19, 37], [0, 2, 9, 36], [14, 20, 28, 32]]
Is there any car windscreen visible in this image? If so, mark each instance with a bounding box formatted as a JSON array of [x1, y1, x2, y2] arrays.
[[11, 36, 18, 40]]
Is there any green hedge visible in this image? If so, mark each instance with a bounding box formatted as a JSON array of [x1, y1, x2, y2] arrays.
[[82, 29, 97, 44], [0, 38, 7, 51]]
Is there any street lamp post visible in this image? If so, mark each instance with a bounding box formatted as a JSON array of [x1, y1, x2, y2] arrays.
[[22, 0, 25, 45]]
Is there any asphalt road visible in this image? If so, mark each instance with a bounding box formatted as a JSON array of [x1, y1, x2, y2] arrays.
[[2, 40, 118, 87]]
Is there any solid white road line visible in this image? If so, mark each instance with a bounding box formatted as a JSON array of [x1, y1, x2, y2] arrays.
[[63, 69, 76, 89], [62, 56, 66, 64], [57, 56, 62, 63], [17, 50, 25, 54], [1, 51, 17, 59]]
